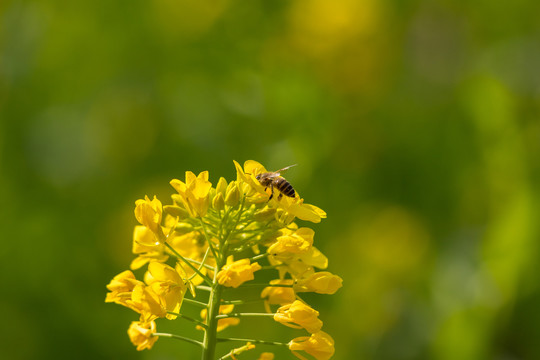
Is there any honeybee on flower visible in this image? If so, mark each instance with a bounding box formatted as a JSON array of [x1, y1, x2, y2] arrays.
[[106, 160, 341, 359]]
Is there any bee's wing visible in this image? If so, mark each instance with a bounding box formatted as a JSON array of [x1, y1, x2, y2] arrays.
[[275, 164, 297, 174]]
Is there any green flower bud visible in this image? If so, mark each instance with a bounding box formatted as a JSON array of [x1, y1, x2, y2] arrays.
[[212, 192, 225, 211], [174, 222, 194, 234], [253, 207, 277, 222], [164, 205, 190, 219], [225, 181, 240, 206]]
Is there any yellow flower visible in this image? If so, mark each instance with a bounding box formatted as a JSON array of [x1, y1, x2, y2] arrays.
[[217, 257, 262, 288], [298, 246, 328, 269], [289, 331, 335, 360], [105, 270, 144, 307], [269, 255, 315, 280], [128, 320, 158, 351], [131, 225, 168, 270], [275, 196, 327, 224], [294, 271, 343, 294], [267, 227, 314, 260], [134, 195, 163, 234], [168, 230, 205, 259], [170, 171, 212, 217], [274, 300, 323, 333], [126, 284, 167, 319], [145, 261, 186, 320], [258, 353, 274, 360], [261, 279, 296, 306], [199, 305, 241, 332]]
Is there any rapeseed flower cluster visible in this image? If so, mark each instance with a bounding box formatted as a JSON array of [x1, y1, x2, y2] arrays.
[[105, 160, 342, 359]]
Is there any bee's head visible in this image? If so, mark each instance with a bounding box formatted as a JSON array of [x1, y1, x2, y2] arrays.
[[255, 174, 261, 180]]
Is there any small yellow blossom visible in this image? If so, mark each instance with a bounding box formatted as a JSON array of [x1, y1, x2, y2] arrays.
[[274, 300, 323, 333], [131, 225, 168, 270], [261, 279, 296, 307], [258, 353, 274, 360], [217, 257, 262, 288], [289, 331, 335, 360], [298, 246, 328, 269], [128, 320, 158, 351], [145, 261, 186, 320], [269, 255, 315, 280], [267, 227, 314, 260], [170, 171, 212, 217], [275, 196, 327, 224], [134, 195, 163, 234], [294, 271, 343, 294], [126, 284, 167, 319], [105, 270, 145, 307]]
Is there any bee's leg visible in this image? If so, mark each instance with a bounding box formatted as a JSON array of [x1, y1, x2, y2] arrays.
[[277, 193, 283, 200], [268, 184, 274, 200]]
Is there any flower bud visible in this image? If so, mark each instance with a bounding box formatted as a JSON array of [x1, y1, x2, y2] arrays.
[[134, 196, 163, 234], [225, 181, 240, 206], [216, 177, 228, 196], [212, 192, 225, 211], [128, 320, 158, 351], [174, 222, 194, 234], [163, 205, 189, 220], [253, 207, 276, 221]]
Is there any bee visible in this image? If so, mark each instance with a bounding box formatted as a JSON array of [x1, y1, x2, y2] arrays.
[[256, 164, 297, 200]]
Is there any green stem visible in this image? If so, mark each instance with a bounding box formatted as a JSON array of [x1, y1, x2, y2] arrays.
[[221, 299, 264, 305], [215, 312, 274, 319], [249, 253, 268, 262], [189, 247, 211, 281], [216, 337, 288, 347], [167, 311, 208, 328], [200, 218, 220, 263], [154, 332, 203, 347], [225, 283, 294, 288], [201, 282, 224, 360], [164, 242, 213, 286], [183, 298, 208, 308]]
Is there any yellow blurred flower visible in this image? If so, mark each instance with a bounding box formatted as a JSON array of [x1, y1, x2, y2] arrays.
[[105, 270, 144, 307], [170, 171, 212, 217], [298, 246, 328, 269], [128, 320, 158, 351], [145, 261, 186, 320], [131, 225, 168, 270], [258, 352, 274, 360], [289, 331, 335, 360], [294, 271, 343, 294], [261, 279, 296, 307], [274, 300, 323, 333], [134, 195, 163, 234], [217, 257, 262, 288]]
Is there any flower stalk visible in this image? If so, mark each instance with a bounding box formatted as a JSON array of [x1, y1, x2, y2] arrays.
[[105, 160, 342, 360]]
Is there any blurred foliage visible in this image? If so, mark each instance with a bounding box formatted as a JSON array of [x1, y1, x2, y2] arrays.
[[1, 0, 540, 359]]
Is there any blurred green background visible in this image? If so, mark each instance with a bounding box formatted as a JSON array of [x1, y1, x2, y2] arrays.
[[2, 0, 540, 359]]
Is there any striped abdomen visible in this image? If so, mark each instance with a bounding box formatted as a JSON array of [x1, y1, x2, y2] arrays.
[[274, 177, 295, 198]]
